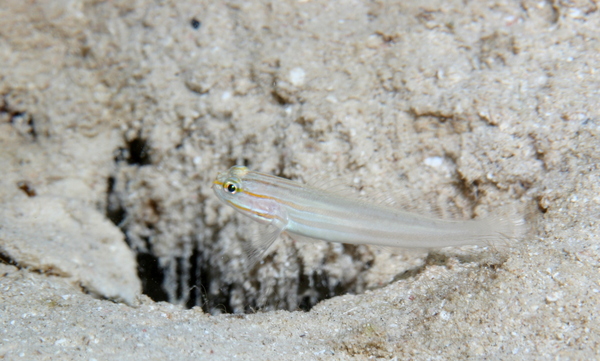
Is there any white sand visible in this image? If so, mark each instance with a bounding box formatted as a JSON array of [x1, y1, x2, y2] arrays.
[[1, 0, 599, 359]]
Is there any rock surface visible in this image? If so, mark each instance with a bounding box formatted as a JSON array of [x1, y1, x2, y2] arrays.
[[1, 0, 599, 359]]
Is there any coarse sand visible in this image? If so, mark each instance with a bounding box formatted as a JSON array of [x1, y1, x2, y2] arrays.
[[1, 0, 599, 359]]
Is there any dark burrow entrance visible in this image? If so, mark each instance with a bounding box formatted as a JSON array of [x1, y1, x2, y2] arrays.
[[105, 137, 357, 314], [104, 136, 497, 314], [107, 183, 356, 313]]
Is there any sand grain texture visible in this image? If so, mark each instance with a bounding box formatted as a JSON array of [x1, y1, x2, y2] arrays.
[[1, 0, 599, 359]]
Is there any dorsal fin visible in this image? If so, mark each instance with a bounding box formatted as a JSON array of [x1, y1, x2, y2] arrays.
[[298, 168, 459, 220], [301, 171, 359, 196]]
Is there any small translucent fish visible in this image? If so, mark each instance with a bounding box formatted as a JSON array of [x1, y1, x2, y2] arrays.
[[212, 166, 523, 264]]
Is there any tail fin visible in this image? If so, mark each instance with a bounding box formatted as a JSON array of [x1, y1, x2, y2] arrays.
[[472, 210, 527, 248]]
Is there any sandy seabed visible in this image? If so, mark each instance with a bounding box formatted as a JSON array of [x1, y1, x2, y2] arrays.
[[1, 0, 599, 359]]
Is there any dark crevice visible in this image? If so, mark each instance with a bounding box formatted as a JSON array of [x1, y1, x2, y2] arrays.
[[105, 176, 125, 225], [185, 246, 208, 309], [16, 180, 37, 197], [126, 137, 151, 165], [190, 18, 201, 30], [296, 261, 350, 312], [113, 136, 151, 166], [180, 242, 374, 313], [136, 249, 169, 302], [105, 167, 169, 303], [1, 97, 37, 139], [0, 251, 18, 267], [271, 90, 290, 105], [184, 237, 233, 313], [28, 114, 36, 138], [175, 256, 185, 300]]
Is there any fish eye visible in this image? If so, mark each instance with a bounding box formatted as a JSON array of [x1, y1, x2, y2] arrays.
[[224, 181, 238, 194]]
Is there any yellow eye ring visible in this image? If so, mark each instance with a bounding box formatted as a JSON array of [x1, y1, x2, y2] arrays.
[[224, 181, 238, 194]]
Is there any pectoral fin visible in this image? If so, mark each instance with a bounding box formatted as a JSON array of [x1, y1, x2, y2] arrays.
[[242, 223, 283, 270]]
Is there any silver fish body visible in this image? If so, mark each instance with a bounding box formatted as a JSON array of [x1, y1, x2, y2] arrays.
[[213, 166, 522, 257]]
